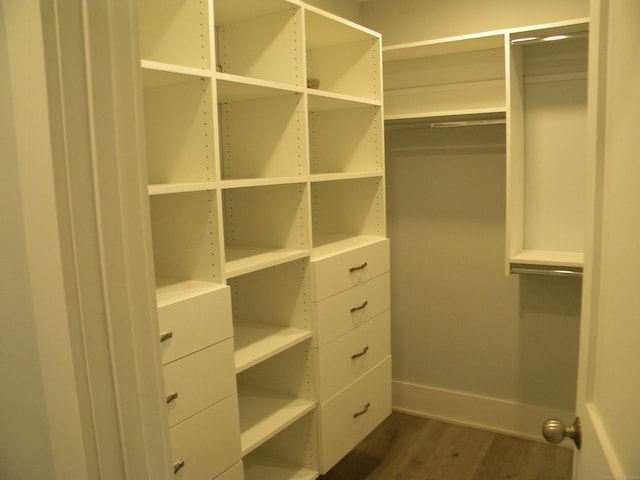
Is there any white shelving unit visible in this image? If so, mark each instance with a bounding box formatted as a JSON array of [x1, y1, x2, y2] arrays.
[[137, 1, 389, 478], [506, 20, 589, 275], [383, 32, 506, 123], [382, 19, 588, 277]]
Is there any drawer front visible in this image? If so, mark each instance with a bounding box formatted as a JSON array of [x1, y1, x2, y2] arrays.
[[312, 239, 389, 301], [164, 338, 236, 427], [313, 273, 390, 347], [158, 286, 233, 364], [318, 357, 392, 474], [316, 311, 390, 402], [170, 394, 241, 480], [216, 462, 244, 480]]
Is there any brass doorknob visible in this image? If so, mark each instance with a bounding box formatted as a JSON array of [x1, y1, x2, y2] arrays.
[[542, 417, 581, 449]]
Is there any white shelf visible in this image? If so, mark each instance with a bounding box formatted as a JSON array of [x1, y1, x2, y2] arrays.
[[307, 89, 381, 110], [305, 7, 378, 50], [510, 249, 584, 268], [234, 320, 312, 373], [149, 191, 222, 283], [310, 172, 383, 183], [311, 177, 386, 243], [384, 32, 505, 60], [217, 74, 304, 102], [305, 9, 381, 102], [220, 177, 307, 189], [244, 453, 318, 480], [155, 278, 227, 306], [148, 182, 215, 195], [138, 0, 211, 69], [225, 247, 310, 278], [384, 109, 506, 126], [141, 60, 211, 82], [311, 234, 385, 261], [238, 385, 316, 455]]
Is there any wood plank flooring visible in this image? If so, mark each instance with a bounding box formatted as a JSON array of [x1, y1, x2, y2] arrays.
[[319, 412, 573, 480]]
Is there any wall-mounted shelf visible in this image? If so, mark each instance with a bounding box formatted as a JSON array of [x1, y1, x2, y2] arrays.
[[506, 20, 589, 273], [383, 33, 506, 121]]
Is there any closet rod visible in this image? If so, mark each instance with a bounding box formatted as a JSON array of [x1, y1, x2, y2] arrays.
[[430, 118, 506, 128], [385, 118, 506, 130], [510, 31, 588, 46], [510, 265, 583, 278]]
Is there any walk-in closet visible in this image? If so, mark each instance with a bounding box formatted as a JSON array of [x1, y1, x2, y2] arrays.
[[5, 0, 639, 478]]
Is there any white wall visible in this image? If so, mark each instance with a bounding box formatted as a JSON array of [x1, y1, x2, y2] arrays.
[[385, 125, 581, 437], [362, 0, 589, 45], [1, 1, 88, 477]]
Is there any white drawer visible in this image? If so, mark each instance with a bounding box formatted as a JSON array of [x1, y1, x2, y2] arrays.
[[313, 273, 390, 347], [170, 394, 241, 480], [311, 238, 389, 301], [158, 285, 232, 364], [318, 357, 392, 474], [216, 462, 244, 480], [316, 311, 390, 402], [163, 338, 236, 427]]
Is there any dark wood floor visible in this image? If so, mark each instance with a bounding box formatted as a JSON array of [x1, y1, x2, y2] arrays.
[[319, 412, 573, 480]]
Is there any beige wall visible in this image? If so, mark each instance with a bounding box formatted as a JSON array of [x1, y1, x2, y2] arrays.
[[362, 0, 589, 45], [385, 125, 581, 425], [303, 0, 363, 23]]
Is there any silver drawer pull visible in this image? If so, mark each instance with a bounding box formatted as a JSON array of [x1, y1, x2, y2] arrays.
[[166, 391, 179, 404], [351, 346, 369, 359], [350, 300, 368, 313], [349, 262, 368, 273], [160, 331, 173, 343], [353, 402, 371, 418], [173, 459, 185, 474]]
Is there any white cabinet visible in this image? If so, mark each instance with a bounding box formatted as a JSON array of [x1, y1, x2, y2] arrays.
[[311, 238, 392, 474], [138, 1, 388, 478]]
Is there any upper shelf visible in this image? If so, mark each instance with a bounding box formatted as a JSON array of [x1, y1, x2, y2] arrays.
[[383, 32, 506, 121], [383, 32, 505, 62]]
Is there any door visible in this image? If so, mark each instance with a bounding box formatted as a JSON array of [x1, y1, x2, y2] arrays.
[[573, 0, 640, 477]]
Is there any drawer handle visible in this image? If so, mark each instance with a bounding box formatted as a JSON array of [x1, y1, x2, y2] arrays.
[[349, 262, 368, 273], [351, 346, 369, 359], [350, 300, 369, 313], [166, 391, 179, 404], [159, 331, 173, 343], [353, 402, 371, 418], [173, 459, 185, 474]]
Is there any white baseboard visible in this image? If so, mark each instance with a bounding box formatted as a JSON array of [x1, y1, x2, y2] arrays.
[[392, 380, 574, 443]]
